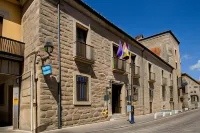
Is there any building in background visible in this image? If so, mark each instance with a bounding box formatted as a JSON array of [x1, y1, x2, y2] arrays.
[[182, 73, 200, 110], [136, 31, 182, 110], [0, 0, 24, 128]]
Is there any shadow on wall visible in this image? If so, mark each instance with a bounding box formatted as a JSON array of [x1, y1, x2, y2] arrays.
[[37, 75, 58, 132], [75, 62, 96, 78], [44, 75, 58, 103]]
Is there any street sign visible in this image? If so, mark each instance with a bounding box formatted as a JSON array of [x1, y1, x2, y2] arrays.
[[104, 95, 109, 101], [42, 65, 52, 75], [127, 105, 132, 112]]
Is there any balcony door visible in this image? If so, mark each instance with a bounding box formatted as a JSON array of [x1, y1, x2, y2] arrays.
[[76, 24, 88, 58]]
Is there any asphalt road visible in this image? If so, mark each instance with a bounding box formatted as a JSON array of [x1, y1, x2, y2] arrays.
[[95, 109, 200, 133]]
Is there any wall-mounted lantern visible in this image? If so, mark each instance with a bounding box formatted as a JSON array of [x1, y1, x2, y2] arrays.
[[44, 42, 54, 55]]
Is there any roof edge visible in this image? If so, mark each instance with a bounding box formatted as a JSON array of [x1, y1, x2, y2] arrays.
[[139, 30, 180, 45], [182, 73, 200, 85], [73, 0, 174, 69]]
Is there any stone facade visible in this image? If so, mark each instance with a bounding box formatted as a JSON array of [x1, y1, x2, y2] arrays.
[[18, 0, 181, 132], [182, 73, 200, 110], [138, 31, 181, 110]]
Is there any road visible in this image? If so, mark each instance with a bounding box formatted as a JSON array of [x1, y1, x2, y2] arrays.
[[94, 109, 200, 133]]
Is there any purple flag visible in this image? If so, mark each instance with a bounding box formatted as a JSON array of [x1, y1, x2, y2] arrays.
[[117, 40, 123, 58]]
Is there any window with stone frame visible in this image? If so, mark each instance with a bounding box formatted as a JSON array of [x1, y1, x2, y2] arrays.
[[76, 23, 88, 43], [170, 88, 173, 98], [73, 73, 91, 105], [162, 86, 166, 101], [194, 86, 198, 88], [76, 75, 88, 101]]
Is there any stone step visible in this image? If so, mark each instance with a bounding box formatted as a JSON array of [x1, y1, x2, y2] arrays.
[[110, 113, 128, 121]]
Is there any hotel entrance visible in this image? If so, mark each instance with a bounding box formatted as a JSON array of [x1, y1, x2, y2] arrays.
[[112, 84, 123, 114]]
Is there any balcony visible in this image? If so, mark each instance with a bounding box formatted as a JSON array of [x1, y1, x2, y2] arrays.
[[74, 41, 94, 64], [169, 80, 173, 88], [149, 72, 156, 82], [131, 64, 140, 78], [162, 77, 167, 86], [0, 36, 25, 61], [112, 57, 129, 74]]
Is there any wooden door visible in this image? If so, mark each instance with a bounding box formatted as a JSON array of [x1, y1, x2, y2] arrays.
[[150, 102, 152, 113]]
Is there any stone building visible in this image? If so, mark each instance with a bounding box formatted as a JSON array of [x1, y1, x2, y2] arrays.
[[0, 0, 182, 132], [182, 73, 200, 110], [137, 31, 182, 110]]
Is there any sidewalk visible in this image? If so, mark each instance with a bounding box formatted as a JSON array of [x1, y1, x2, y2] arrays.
[[46, 113, 155, 133], [0, 126, 28, 133]]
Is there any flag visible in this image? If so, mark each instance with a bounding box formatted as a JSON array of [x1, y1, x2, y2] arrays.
[[117, 40, 123, 58], [122, 42, 130, 60]]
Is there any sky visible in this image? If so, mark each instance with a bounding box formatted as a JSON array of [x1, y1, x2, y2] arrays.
[[82, 0, 200, 80]]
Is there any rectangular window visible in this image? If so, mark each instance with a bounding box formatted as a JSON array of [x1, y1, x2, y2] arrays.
[[0, 84, 5, 105], [162, 86, 166, 101], [182, 87, 186, 94], [76, 75, 88, 101], [73, 73, 91, 105], [170, 88, 173, 98], [0, 16, 3, 36], [76, 24, 88, 43], [176, 62, 177, 69], [148, 63, 152, 80], [194, 86, 198, 88]]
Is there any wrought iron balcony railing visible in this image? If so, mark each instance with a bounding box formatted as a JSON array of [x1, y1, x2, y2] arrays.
[[149, 72, 156, 82], [74, 41, 94, 64], [131, 64, 140, 78], [112, 57, 129, 74], [0, 36, 25, 56]]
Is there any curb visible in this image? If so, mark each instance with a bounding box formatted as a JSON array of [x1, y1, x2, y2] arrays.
[[83, 109, 199, 133]]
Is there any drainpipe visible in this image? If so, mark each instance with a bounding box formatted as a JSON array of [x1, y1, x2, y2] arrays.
[[141, 49, 145, 114], [57, 0, 62, 129]]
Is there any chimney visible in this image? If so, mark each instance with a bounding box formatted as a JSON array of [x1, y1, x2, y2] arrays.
[[135, 35, 144, 41]]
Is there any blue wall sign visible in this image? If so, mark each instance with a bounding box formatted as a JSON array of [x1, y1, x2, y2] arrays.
[[127, 105, 132, 112], [42, 65, 52, 75]]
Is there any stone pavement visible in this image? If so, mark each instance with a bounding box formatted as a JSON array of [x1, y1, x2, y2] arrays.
[[0, 126, 29, 133], [45, 113, 155, 133]]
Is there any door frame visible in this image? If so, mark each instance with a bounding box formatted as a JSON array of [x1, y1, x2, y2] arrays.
[[108, 81, 126, 116]]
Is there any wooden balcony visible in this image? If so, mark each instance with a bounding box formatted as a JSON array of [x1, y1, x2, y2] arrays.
[[162, 77, 167, 86], [149, 72, 156, 83], [74, 41, 94, 64], [0, 36, 25, 61], [131, 64, 140, 78], [112, 57, 129, 74]]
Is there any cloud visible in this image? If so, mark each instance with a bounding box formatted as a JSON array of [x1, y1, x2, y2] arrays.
[[190, 60, 200, 71], [182, 54, 192, 60]]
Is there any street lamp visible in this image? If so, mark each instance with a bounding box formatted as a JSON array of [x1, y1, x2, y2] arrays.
[[44, 42, 54, 55]]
